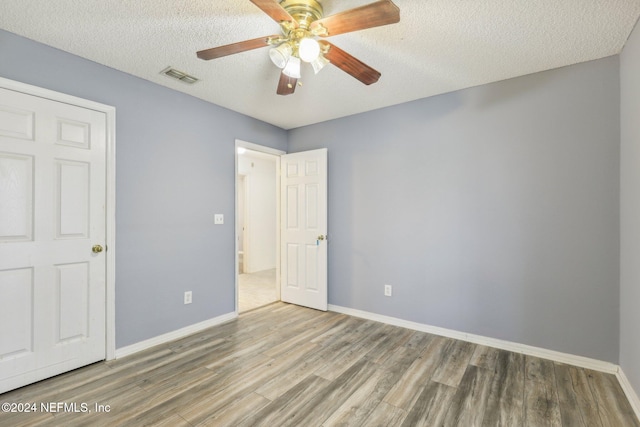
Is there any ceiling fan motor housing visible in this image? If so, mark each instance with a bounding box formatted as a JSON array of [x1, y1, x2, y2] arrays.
[[280, 0, 323, 29]]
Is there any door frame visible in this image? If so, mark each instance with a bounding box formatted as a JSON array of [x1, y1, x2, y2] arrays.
[[0, 76, 117, 361], [234, 139, 284, 313]]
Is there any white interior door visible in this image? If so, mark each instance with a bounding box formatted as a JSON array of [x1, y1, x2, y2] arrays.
[[280, 148, 327, 311], [0, 87, 107, 393]]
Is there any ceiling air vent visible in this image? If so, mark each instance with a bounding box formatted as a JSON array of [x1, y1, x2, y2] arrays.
[[161, 67, 199, 84]]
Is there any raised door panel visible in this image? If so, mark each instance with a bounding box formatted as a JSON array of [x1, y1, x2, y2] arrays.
[[56, 118, 90, 149], [287, 163, 299, 177], [0, 268, 34, 359], [305, 159, 319, 176], [305, 245, 318, 291], [0, 154, 34, 242], [55, 263, 89, 343], [286, 184, 299, 229], [55, 160, 89, 239], [287, 244, 299, 289], [305, 183, 318, 230], [0, 105, 34, 141]]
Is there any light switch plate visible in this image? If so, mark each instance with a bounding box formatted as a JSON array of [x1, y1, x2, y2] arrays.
[[214, 214, 224, 225], [384, 284, 392, 297]]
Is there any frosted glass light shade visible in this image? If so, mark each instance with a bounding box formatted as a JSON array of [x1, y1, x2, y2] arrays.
[[269, 43, 292, 69], [299, 38, 320, 62], [283, 56, 301, 79], [310, 55, 330, 74]]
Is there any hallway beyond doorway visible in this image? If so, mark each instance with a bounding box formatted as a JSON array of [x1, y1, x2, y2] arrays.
[[238, 269, 277, 313]]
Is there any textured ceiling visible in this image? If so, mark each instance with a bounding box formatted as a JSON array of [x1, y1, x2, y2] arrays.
[[1, 1, 639, 129]]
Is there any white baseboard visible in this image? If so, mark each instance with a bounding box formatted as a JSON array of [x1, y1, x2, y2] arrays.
[[328, 304, 618, 374], [616, 368, 640, 421], [114, 311, 237, 359]]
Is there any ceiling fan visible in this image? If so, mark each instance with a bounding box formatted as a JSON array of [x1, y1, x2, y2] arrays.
[[196, 0, 400, 95]]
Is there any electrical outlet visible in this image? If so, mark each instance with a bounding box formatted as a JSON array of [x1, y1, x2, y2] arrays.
[[214, 214, 224, 225], [184, 291, 192, 304], [384, 284, 392, 297]]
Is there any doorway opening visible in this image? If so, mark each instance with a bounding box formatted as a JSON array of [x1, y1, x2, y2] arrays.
[[235, 140, 284, 313]]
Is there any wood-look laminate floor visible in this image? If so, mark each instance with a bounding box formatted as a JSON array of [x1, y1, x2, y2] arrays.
[[1, 302, 638, 427]]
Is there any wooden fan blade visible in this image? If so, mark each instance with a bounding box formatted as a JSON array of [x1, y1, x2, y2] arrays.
[[322, 42, 381, 85], [277, 72, 297, 95], [197, 35, 279, 60], [310, 0, 399, 37], [250, 0, 298, 26]]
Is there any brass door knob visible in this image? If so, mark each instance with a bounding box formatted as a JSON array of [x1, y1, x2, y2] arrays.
[[92, 245, 104, 253]]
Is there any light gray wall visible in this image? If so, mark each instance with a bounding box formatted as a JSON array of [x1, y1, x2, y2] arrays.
[[289, 57, 621, 362], [0, 29, 287, 348], [621, 20, 640, 391]]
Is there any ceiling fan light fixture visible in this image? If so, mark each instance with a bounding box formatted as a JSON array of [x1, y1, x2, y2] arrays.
[[196, 0, 401, 95], [283, 55, 302, 78], [299, 37, 320, 62], [269, 42, 293, 69], [310, 54, 329, 74]]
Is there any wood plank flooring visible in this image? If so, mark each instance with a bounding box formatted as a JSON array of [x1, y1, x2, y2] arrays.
[[1, 302, 638, 426]]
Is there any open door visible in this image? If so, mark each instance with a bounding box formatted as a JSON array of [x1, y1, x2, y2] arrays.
[[280, 149, 328, 311]]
